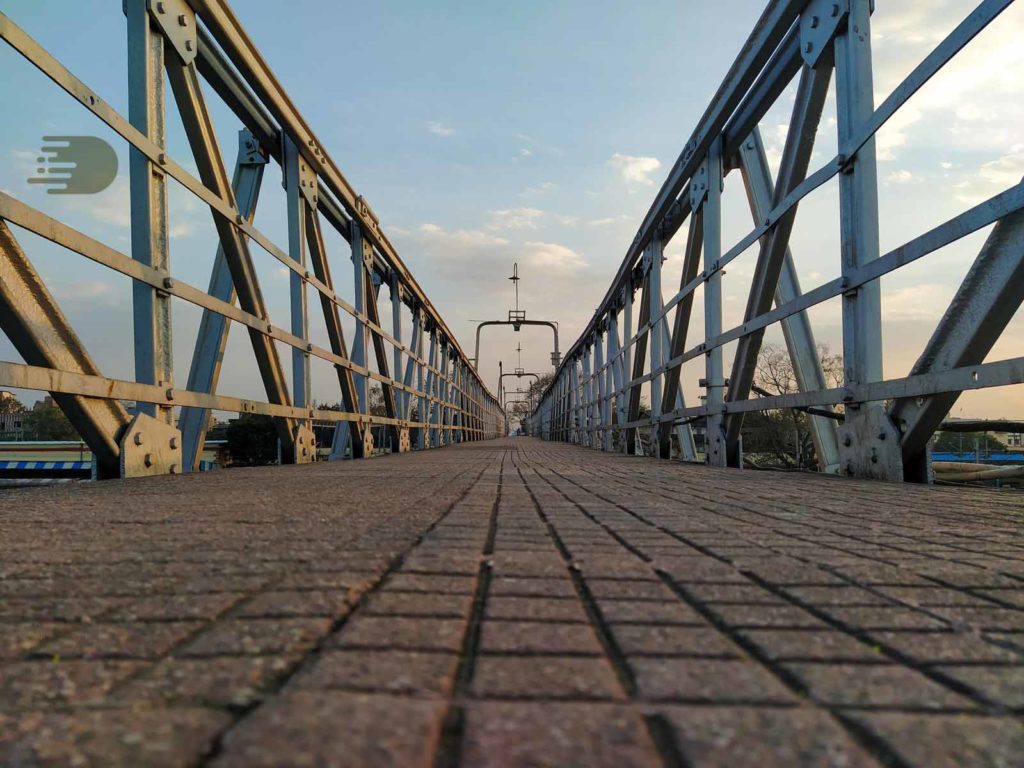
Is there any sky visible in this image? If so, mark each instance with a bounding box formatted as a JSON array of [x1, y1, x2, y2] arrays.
[[0, 0, 1023, 421]]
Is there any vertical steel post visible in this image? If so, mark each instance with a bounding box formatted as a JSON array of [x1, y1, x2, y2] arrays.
[[403, 306, 421, 421], [420, 329, 436, 449], [351, 223, 369, 415], [593, 331, 598, 450], [620, 287, 633, 453], [649, 238, 664, 455], [391, 275, 404, 418], [605, 313, 618, 451], [703, 140, 727, 466], [284, 136, 310, 410], [834, 0, 902, 478], [581, 345, 593, 446], [127, 0, 171, 422]]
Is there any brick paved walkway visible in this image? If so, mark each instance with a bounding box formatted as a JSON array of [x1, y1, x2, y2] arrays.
[[1, 438, 1022, 767]]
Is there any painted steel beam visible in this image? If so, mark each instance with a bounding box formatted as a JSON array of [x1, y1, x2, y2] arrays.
[[736, 129, 841, 474], [127, 0, 172, 423], [186, 0, 494, 403], [659, 212, 702, 459], [626, 271, 652, 455], [164, 57, 297, 456], [545, 0, 803, 385], [178, 130, 266, 473], [305, 200, 365, 458], [284, 135, 311, 411], [0, 222, 130, 478], [474, 319, 560, 370], [702, 140, 727, 467], [724, 60, 832, 467], [834, 0, 902, 480], [891, 198, 1024, 482]]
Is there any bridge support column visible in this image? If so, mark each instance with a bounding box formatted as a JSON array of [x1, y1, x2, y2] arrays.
[[593, 329, 605, 450], [603, 317, 617, 451], [649, 238, 664, 457], [700, 140, 728, 467], [835, 0, 901, 480], [127, 0, 173, 428]]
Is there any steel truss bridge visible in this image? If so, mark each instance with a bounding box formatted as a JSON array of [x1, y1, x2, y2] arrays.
[[0, 2, 1022, 767], [526, 0, 1024, 484]]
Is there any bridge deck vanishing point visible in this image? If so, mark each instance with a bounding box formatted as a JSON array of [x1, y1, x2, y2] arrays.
[[2, 438, 1023, 767]]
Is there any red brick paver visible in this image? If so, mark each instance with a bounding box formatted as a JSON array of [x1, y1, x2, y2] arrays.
[[1, 438, 1022, 766]]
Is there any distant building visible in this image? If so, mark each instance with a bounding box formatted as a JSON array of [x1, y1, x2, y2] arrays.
[[0, 412, 25, 440], [32, 396, 55, 411], [993, 430, 1023, 448]]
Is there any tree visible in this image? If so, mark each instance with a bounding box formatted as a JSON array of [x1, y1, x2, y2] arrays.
[[740, 342, 842, 470], [23, 406, 78, 440], [506, 373, 553, 432], [0, 395, 26, 415], [225, 414, 278, 466], [932, 431, 1006, 455]]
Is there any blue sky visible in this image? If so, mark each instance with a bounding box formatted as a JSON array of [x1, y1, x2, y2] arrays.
[[1, 0, 1023, 418]]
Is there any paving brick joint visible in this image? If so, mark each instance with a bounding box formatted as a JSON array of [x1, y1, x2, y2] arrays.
[[1, 437, 1022, 767]]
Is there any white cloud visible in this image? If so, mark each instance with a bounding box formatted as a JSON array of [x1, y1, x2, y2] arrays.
[[52, 280, 120, 307], [426, 121, 456, 138], [871, 2, 1024, 159], [520, 181, 558, 197], [881, 283, 950, 322], [521, 241, 586, 273], [419, 222, 509, 250], [951, 144, 1024, 205], [515, 133, 563, 158], [884, 169, 917, 185], [608, 153, 661, 186], [487, 207, 545, 231]]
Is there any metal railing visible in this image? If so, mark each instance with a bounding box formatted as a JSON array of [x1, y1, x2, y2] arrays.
[[0, 1, 502, 479], [527, 0, 1024, 482]]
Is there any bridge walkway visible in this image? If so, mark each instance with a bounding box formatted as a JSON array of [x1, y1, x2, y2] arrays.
[[1, 438, 1022, 766]]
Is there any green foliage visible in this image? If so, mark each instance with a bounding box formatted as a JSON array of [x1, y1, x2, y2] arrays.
[[932, 431, 1007, 454], [225, 414, 279, 466], [23, 406, 78, 440], [0, 396, 26, 415]]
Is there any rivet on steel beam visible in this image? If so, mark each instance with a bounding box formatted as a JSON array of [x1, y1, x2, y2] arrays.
[[831, 3, 840, 17], [163, 277, 174, 290], [134, 433, 144, 446], [169, 464, 178, 474], [177, 13, 188, 26], [805, 41, 814, 53], [877, 432, 887, 441], [165, 388, 174, 400], [144, 453, 154, 468], [170, 436, 179, 449], [156, 1, 165, 12], [810, 15, 820, 28]]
